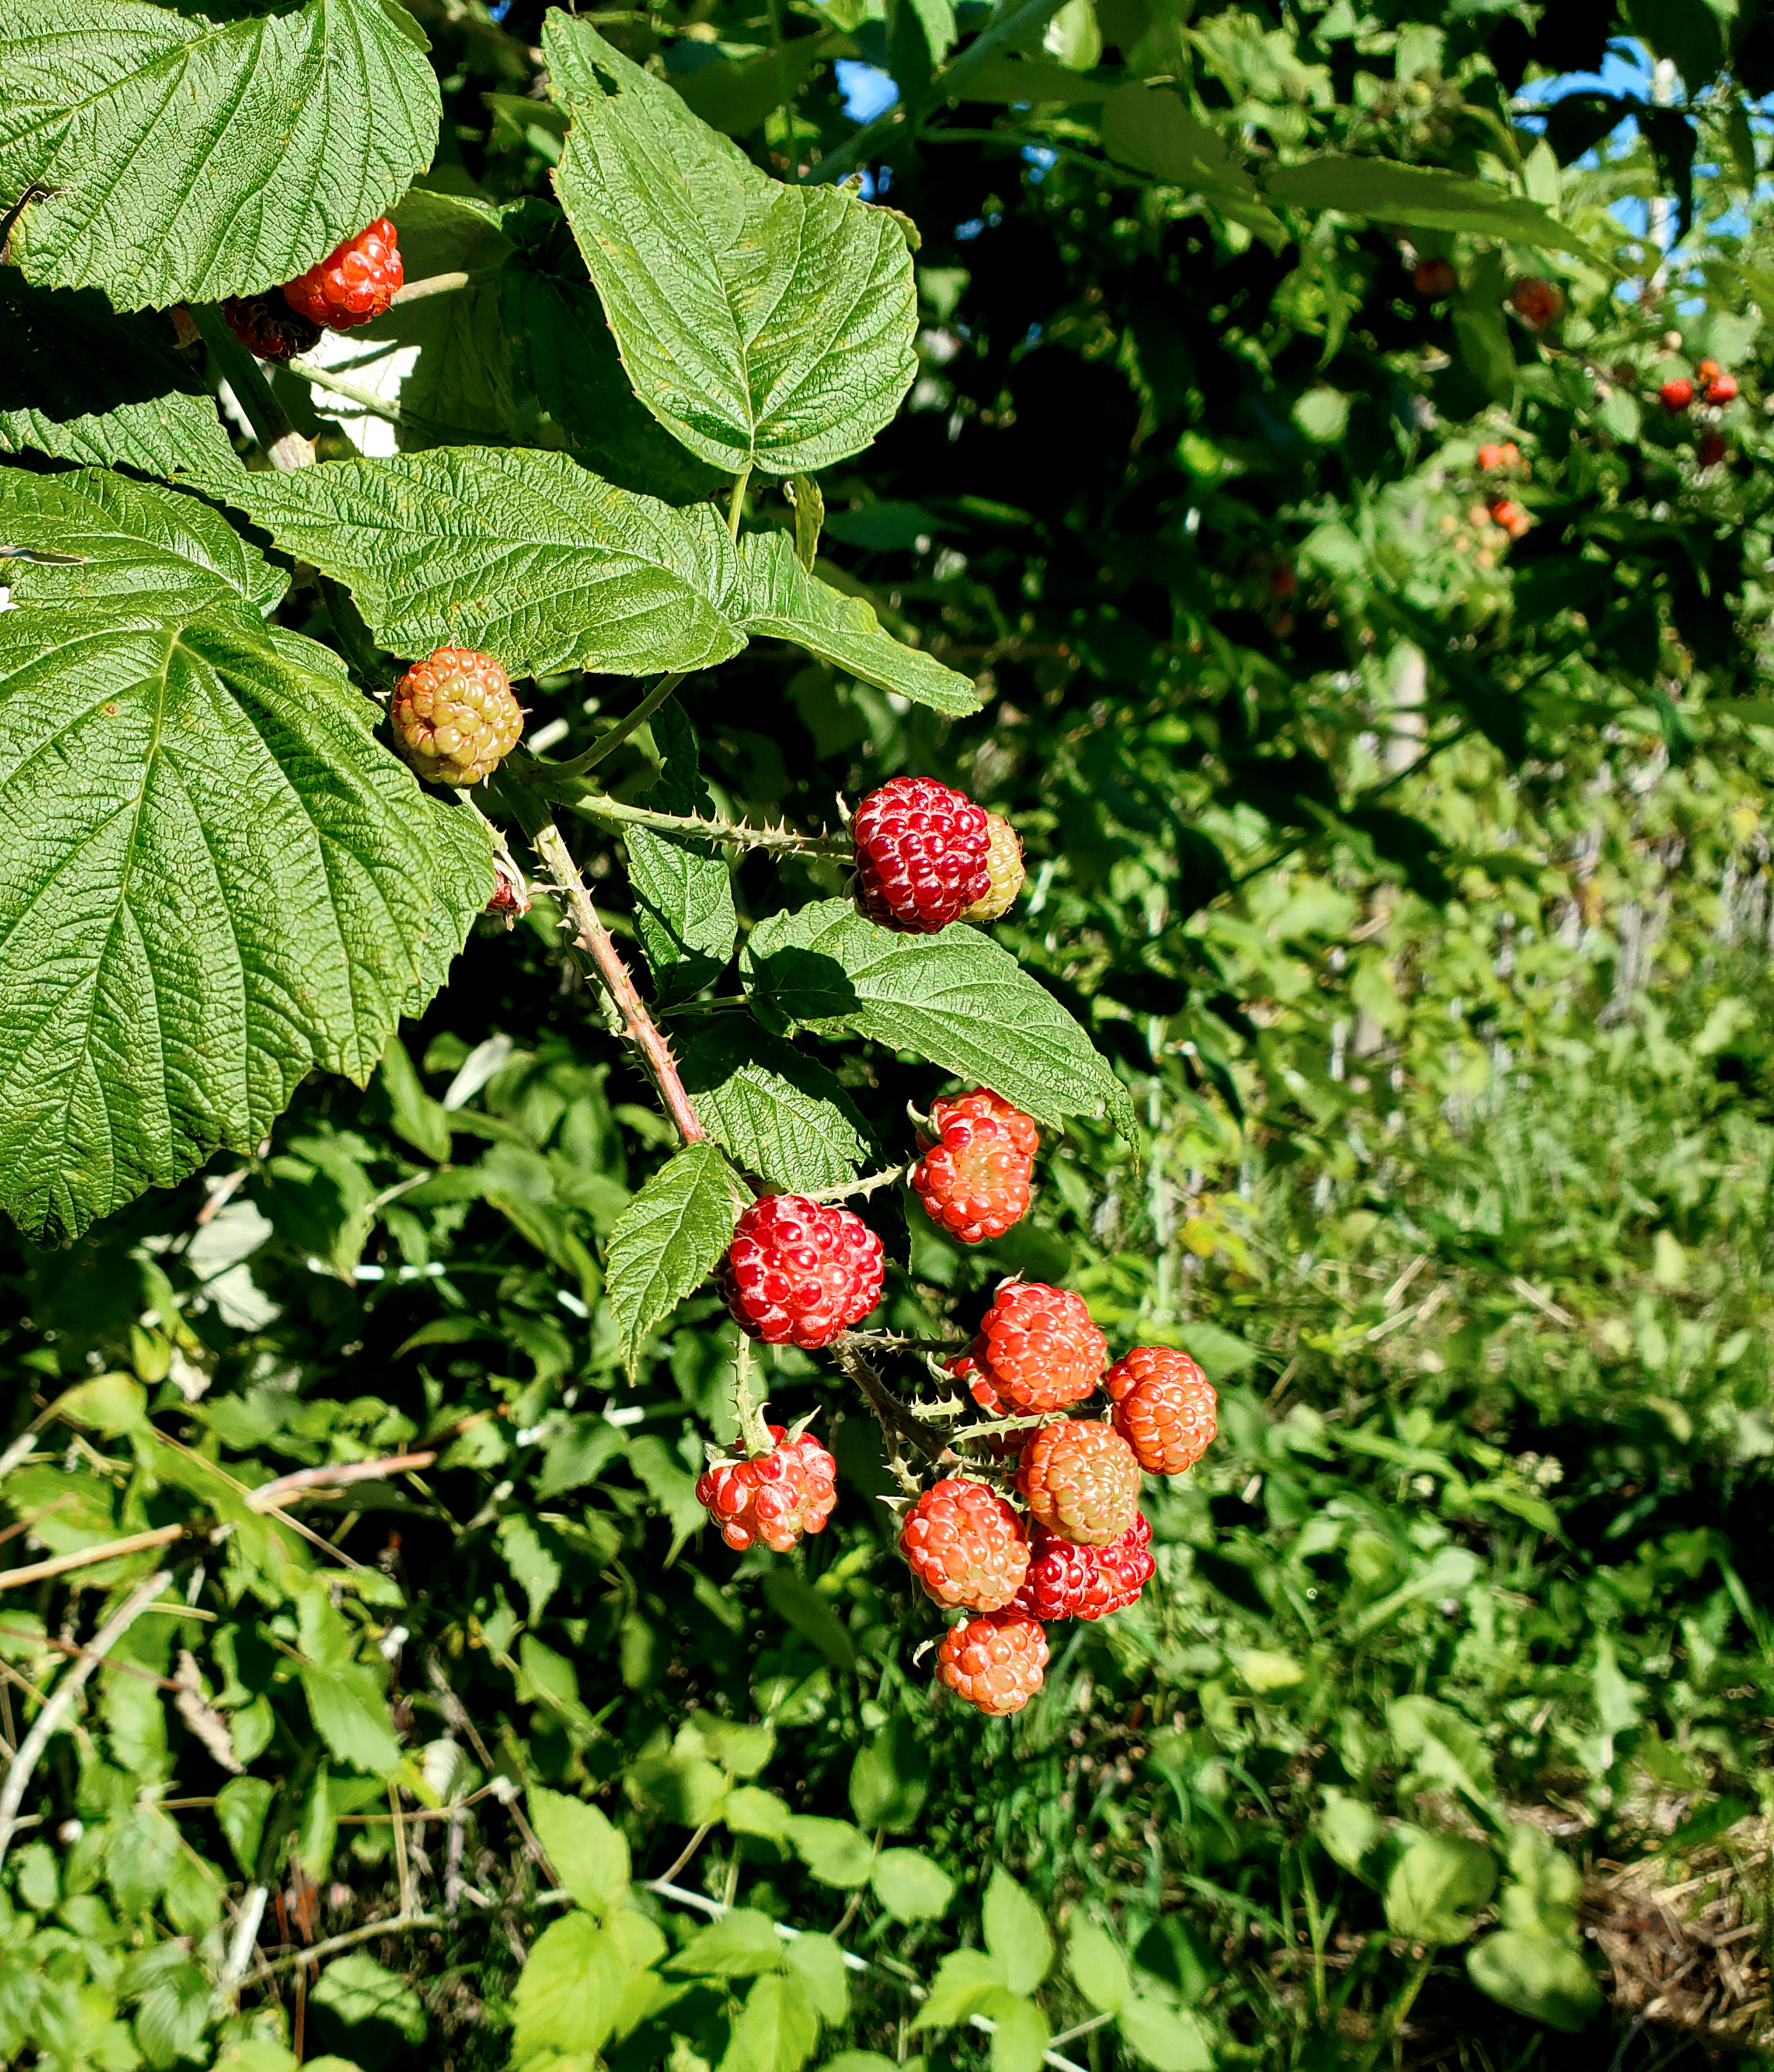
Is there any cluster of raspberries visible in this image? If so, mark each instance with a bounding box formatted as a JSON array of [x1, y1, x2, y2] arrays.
[[223, 219, 405, 361]]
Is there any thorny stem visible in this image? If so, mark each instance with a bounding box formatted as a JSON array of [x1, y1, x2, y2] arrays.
[[829, 1337, 947, 1489], [533, 820, 707, 1146], [189, 303, 314, 472], [571, 792, 851, 856], [729, 1337, 775, 1458], [797, 1162, 912, 1204]]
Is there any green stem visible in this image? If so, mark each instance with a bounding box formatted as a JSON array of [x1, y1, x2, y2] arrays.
[[290, 357, 405, 426], [1357, 1950, 1433, 2072], [568, 792, 850, 856], [541, 674, 688, 781], [189, 303, 312, 470], [390, 270, 472, 307], [728, 465, 753, 540], [730, 1338, 774, 1457]]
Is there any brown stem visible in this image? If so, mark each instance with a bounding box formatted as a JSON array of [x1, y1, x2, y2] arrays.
[[1, 1523, 187, 1593], [829, 1338, 947, 1487], [535, 821, 707, 1147], [245, 1452, 437, 1510]]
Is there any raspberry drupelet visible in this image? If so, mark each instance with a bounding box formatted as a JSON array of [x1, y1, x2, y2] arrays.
[[717, 1195, 883, 1350], [852, 776, 992, 931]]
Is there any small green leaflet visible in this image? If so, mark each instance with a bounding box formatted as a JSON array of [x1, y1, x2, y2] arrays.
[[0, 0, 439, 309], [621, 703, 738, 1004], [545, 15, 918, 477], [1265, 155, 1600, 260], [0, 467, 491, 1242], [604, 1140, 751, 1366], [676, 1022, 874, 1193], [741, 901, 1136, 1139]]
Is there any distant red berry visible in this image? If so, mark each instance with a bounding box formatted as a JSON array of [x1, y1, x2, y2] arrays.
[[853, 777, 992, 932], [899, 1478, 1030, 1611], [912, 1091, 1039, 1244], [1507, 277, 1563, 329], [1477, 441, 1521, 472], [697, 1424, 838, 1553], [1018, 1421, 1141, 1546], [717, 1195, 883, 1349], [935, 1610, 1049, 1715], [284, 219, 404, 331], [1697, 358, 1722, 384], [1706, 373, 1738, 404], [1659, 378, 1694, 413], [1105, 1346, 1218, 1475], [391, 648, 523, 786], [1697, 432, 1728, 468], [950, 1282, 1107, 1416], [956, 813, 1026, 924], [222, 291, 321, 363], [1413, 256, 1457, 298], [1487, 497, 1530, 540]]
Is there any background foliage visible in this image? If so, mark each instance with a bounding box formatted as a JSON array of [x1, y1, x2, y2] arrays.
[[5, 0, 1774, 2066]]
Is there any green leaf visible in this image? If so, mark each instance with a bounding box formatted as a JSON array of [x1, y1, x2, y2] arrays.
[[726, 1785, 796, 1838], [1382, 1832, 1497, 1944], [1066, 1922, 1130, 2013], [0, 466, 490, 1243], [724, 1969, 822, 2072], [528, 1789, 632, 1916], [196, 448, 749, 682], [782, 1934, 850, 2025], [605, 1141, 750, 1367], [667, 1908, 786, 1979], [497, 1513, 563, 1623], [52, 1374, 145, 1437], [298, 1661, 404, 1776], [0, 274, 240, 476], [513, 1913, 627, 2060], [1466, 1931, 1603, 2033], [0, 0, 440, 309], [546, 18, 917, 476], [309, 1953, 427, 2047], [982, 1870, 1053, 1995], [783, 1815, 875, 1887], [674, 34, 839, 137], [738, 533, 980, 714], [741, 900, 1135, 1139], [912, 1948, 1007, 2028], [1266, 156, 1596, 258], [1314, 1789, 1383, 1881], [1116, 1995, 1212, 2071], [761, 1570, 858, 1671], [625, 704, 738, 1004], [1101, 86, 1264, 204], [981, 1991, 1048, 2072], [121, 1943, 211, 2071], [848, 1720, 930, 1831], [678, 1023, 874, 1193], [871, 1847, 954, 1923], [215, 1776, 274, 1879], [961, 54, 1109, 102]]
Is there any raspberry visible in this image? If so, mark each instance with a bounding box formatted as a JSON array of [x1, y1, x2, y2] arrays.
[[1476, 441, 1520, 472], [912, 1091, 1039, 1244], [284, 219, 404, 331], [852, 777, 991, 932], [696, 1424, 838, 1553], [1706, 373, 1738, 404], [1091, 1513, 1156, 1616], [222, 291, 321, 363], [390, 648, 523, 787], [956, 813, 1025, 925], [949, 1282, 1106, 1416], [1105, 1346, 1218, 1475], [717, 1195, 883, 1349], [1015, 1515, 1156, 1620], [1412, 256, 1456, 298], [1697, 432, 1728, 469], [1487, 498, 1529, 540], [1018, 1421, 1140, 1546], [936, 1610, 1048, 1715], [1507, 277, 1563, 329], [1659, 378, 1694, 413], [898, 1478, 1029, 1610], [1698, 358, 1721, 383]]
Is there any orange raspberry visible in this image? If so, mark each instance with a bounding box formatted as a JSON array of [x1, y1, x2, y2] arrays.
[[1105, 1346, 1217, 1475], [899, 1478, 1029, 1611], [912, 1090, 1039, 1244], [949, 1282, 1107, 1416], [1507, 277, 1563, 329], [935, 1610, 1049, 1715], [390, 649, 523, 787], [1017, 1421, 1140, 1546]]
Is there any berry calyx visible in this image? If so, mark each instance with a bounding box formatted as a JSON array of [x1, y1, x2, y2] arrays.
[[1412, 256, 1457, 298], [390, 648, 523, 787], [912, 1090, 1039, 1244], [717, 1195, 883, 1349], [935, 1610, 1048, 1715], [1105, 1346, 1218, 1475], [1697, 432, 1728, 469], [951, 1281, 1107, 1416], [852, 776, 992, 932], [284, 219, 404, 331], [899, 1477, 1030, 1610], [1659, 378, 1694, 413], [1018, 1421, 1140, 1546], [222, 291, 322, 364], [1705, 373, 1738, 404], [696, 1423, 838, 1553], [486, 856, 530, 927], [956, 813, 1026, 925], [1507, 277, 1563, 329], [1476, 441, 1521, 472]]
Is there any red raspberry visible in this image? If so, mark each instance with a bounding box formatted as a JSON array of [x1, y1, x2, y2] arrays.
[[956, 813, 1025, 925], [950, 1282, 1106, 1416], [1698, 358, 1721, 383], [391, 648, 523, 787], [1092, 1513, 1156, 1615], [1487, 498, 1530, 540], [1659, 378, 1693, 413], [1706, 373, 1738, 404], [1476, 441, 1520, 472], [898, 1478, 1029, 1610], [222, 291, 321, 363], [1018, 1421, 1140, 1546], [1697, 432, 1728, 469], [696, 1424, 838, 1553], [912, 1091, 1039, 1244], [717, 1195, 883, 1349], [1105, 1346, 1218, 1475], [852, 777, 991, 932], [486, 856, 530, 927], [1507, 277, 1562, 329], [1014, 1513, 1156, 1620], [935, 1610, 1048, 1715], [284, 219, 404, 331], [1412, 256, 1456, 298]]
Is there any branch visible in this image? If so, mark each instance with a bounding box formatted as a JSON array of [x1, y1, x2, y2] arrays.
[[829, 1337, 947, 1488], [534, 820, 707, 1147], [0, 1569, 173, 1871], [244, 1452, 438, 1511], [797, 1162, 910, 1204], [569, 792, 851, 857], [1, 1523, 186, 1593], [188, 303, 314, 472], [542, 672, 688, 781], [251, 1911, 444, 1980]]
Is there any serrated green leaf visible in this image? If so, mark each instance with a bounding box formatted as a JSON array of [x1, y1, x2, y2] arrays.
[[0, 466, 491, 1242], [741, 900, 1135, 1140], [0, 274, 240, 477], [738, 533, 979, 713], [982, 1990, 1048, 2072], [726, 1969, 822, 2072], [623, 704, 737, 1003], [0, 0, 440, 309], [666, 1908, 786, 1978], [677, 1023, 874, 1193], [1265, 155, 1597, 258], [298, 1661, 404, 1776], [214, 1776, 273, 1879], [309, 1953, 426, 2046], [872, 1848, 954, 1923], [1382, 1832, 1497, 1944], [545, 17, 916, 477], [782, 1934, 849, 2026], [121, 1943, 211, 2071], [726, 1785, 795, 1838], [1067, 1922, 1130, 2012], [982, 1871, 1052, 1995], [528, 1788, 632, 1915], [514, 1913, 627, 2060], [605, 1141, 749, 1367]]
